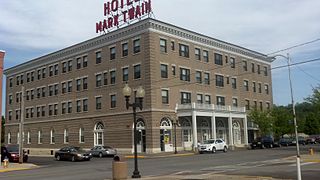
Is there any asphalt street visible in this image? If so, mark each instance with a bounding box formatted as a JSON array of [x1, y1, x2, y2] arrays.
[[0, 145, 319, 180]]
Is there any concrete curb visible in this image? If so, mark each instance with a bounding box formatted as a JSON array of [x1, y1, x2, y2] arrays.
[[124, 152, 196, 159], [0, 164, 39, 173]]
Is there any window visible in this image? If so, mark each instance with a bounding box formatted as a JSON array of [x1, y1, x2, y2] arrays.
[[243, 61, 248, 71], [96, 97, 102, 110], [215, 75, 224, 87], [76, 100, 81, 112], [62, 62, 67, 73], [54, 104, 58, 115], [259, 101, 263, 111], [16, 76, 20, 86], [134, 64, 141, 79], [216, 96, 225, 106], [68, 60, 72, 71], [257, 65, 261, 74], [41, 106, 46, 116], [27, 131, 31, 144], [79, 128, 85, 143], [42, 87, 46, 97], [203, 50, 209, 62], [62, 82, 67, 94], [195, 71, 202, 83], [110, 47, 116, 60], [197, 94, 203, 104], [76, 79, 81, 91], [160, 39, 167, 53], [122, 67, 129, 82], [8, 132, 11, 144], [110, 70, 116, 84], [251, 63, 255, 73], [195, 48, 201, 60], [54, 84, 59, 95], [8, 95, 12, 104], [62, 103, 66, 114], [232, 98, 238, 107], [181, 92, 191, 104], [264, 66, 268, 76], [265, 84, 269, 94], [20, 75, 24, 84], [26, 108, 30, 118], [67, 81, 72, 92], [77, 58, 82, 69], [204, 73, 210, 85], [160, 64, 168, 78], [111, 94, 116, 108], [49, 66, 54, 76], [258, 83, 262, 93], [172, 66, 176, 76], [204, 95, 211, 104], [42, 68, 46, 78], [9, 78, 13, 87], [83, 56, 88, 67], [27, 73, 30, 82], [266, 102, 271, 110], [244, 80, 249, 91], [31, 72, 34, 81], [245, 100, 250, 110], [214, 53, 223, 65], [102, 72, 108, 85], [64, 129, 69, 144], [49, 85, 53, 96], [96, 51, 102, 64], [171, 41, 175, 51], [161, 89, 169, 104], [50, 129, 55, 144], [253, 101, 257, 109], [15, 110, 20, 120], [253, 82, 256, 92], [225, 56, 228, 64], [37, 107, 40, 117], [230, 57, 235, 68], [8, 111, 12, 121], [122, 43, 128, 57], [231, 78, 237, 89], [38, 130, 42, 144], [31, 90, 34, 99], [49, 105, 53, 116], [133, 39, 140, 53], [180, 68, 190, 82], [179, 44, 189, 58], [26, 91, 30, 100], [83, 99, 88, 112], [68, 102, 72, 113], [83, 77, 88, 90]]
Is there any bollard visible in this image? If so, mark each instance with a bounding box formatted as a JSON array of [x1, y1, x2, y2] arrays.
[[3, 158, 9, 168], [112, 155, 128, 180], [309, 148, 314, 155]]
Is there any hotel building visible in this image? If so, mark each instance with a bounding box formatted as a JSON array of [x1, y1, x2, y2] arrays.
[[4, 18, 272, 154]]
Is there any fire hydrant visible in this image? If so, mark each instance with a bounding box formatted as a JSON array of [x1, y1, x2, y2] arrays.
[[309, 148, 314, 155], [3, 158, 9, 168]]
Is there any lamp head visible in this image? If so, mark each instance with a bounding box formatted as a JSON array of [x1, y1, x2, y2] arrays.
[[122, 83, 132, 97], [136, 86, 145, 98]]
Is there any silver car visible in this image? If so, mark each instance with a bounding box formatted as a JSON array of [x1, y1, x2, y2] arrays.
[[89, 146, 117, 158]]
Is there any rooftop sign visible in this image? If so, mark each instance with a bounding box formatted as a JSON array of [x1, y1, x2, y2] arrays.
[[96, 0, 152, 33]]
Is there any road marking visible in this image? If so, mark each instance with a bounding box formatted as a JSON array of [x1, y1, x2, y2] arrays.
[[289, 162, 317, 166]]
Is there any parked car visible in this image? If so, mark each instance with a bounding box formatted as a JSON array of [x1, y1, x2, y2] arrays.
[[55, 146, 92, 162], [250, 136, 274, 149], [1, 144, 28, 162], [291, 137, 306, 145], [279, 138, 292, 147], [198, 139, 228, 154], [306, 137, 317, 144], [89, 146, 117, 158]]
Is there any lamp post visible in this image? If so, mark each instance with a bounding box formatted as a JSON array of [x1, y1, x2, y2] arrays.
[[122, 83, 145, 179], [172, 116, 180, 154], [269, 53, 301, 180]]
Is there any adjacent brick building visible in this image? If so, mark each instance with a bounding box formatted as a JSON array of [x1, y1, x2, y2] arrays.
[[4, 18, 272, 155]]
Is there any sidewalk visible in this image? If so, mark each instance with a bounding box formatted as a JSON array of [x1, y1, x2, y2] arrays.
[[0, 162, 38, 173]]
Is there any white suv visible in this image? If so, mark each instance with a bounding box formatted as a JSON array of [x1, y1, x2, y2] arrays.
[[198, 139, 228, 154]]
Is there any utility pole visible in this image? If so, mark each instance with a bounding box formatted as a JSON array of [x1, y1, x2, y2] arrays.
[[0, 50, 5, 163], [19, 86, 25, 164]]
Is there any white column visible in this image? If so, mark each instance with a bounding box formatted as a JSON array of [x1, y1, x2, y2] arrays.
[[191, 103, 197, 151], [228, 114, 233, 148], [244, 115, 248, 145], [211, 113, 216, 139]]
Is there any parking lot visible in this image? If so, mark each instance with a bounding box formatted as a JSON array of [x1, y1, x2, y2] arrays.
[[0, 144, 319, 180]]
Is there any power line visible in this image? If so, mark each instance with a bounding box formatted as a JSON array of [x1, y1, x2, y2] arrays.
[[271, 57, 320, 70], [296, 66, 320, 83], [267, 38, 320, 55]]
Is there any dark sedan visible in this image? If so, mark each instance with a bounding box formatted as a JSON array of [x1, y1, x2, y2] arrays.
[[1, 144, 28, 162], [89, 145, 117, 158], [55, 146, 92, 162]]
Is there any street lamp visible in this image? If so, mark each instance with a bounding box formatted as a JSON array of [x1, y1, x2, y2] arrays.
[[172, 116, 180, 154], [269, 53, 301, 180], [122, 83, 145, 178]]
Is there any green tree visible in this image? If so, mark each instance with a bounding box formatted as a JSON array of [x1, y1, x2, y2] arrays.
[[271, 106, 292, 139], [248, 109, 273, 136], [304, 112, 320, 135]]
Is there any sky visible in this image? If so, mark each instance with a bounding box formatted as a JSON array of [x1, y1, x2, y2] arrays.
[[1, 0, 320, 114]]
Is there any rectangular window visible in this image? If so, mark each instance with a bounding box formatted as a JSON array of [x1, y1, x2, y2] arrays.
[[180, 92, 191, 104], [67, 81, 72, 92], [253, 101, 257, 109], [265, 84, 269, 94], [204, 73, 210, 85], [161, 64, 168, 78], [197, 94, 203, 104], [230, 57, 235, 68], [9, 78, 13, 87], [172, 66, 176, 76], [49, 105, 53, 116], [253, 82, 256, 92], [96, 97, 102, 110], [122, 67, 129, 82], [62, 62, 67, 73], [54, 104, 58, 115], [110, 47, 116, 60], [27, 73, 30, 82], [161, 89, 169, 104], [258, 83, 262, 93], [244, 80, 249, 91], [257, 65, 261, 74], [20, 75, 24, 84], [216, 96, 225, 106], [96, 51, 102, 64], [133, 39, 140, 53], [214, 53, 223, 65], [54, 64, 59, 75], [30, 72, 34, 81], [41, 87, 46, 97], [38, 131, 42, 144], [49, 85, 53, 96], [251, 63, 255, 73], [9, 111, 12, 120], [195, 48, 201, 60], [16, 76, 20, 86], [31, 90, 34, 99], [195, 71, 202, 84], [179, 44, 189, 58], [215, 75, 224, 87], [68, 102, 72, 113], [41, 106, 46, 116], [64, 129, 69, 144], [68, 60, 72, 71], [83, 99, 88, 112], [259, 101, 263, 111], [42, 68, 46, 78], [49, 66, 54, 76], [76, 79, 81, 91], [160, 39, 167, 53], [122, 43, 128, 57], [83, 56, 88, 67], [15, 110, 20, 120], [76, 100, 81, 112], [134, 64, 141, 79], [245, 100, 250, 110], [30, 108, 34, 118], [180, 68, 190, 82], [171, 41, 175, 51], [9, 95, 12, 104], [37, 70, 41, 80], [83, 77, 88, 90], [243, 61, 248, 71], [232, 98, 238, 107], [231, 78, 237, 89], [264, 66, 268, 76], [26, 108, 30, 118], [79, 128, 85, 143], [103, 72, 108, 85], [204, 95, 211, 104], [62, 103, 66, 114], [62, 82, 67, 94], [266, 102, 271, 110], [111, 94, 116, 108], [77, 58, 82, 69], [203, 50, 209, 62], [110, 70, 116, 84], [37, 107, 40, 117]]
